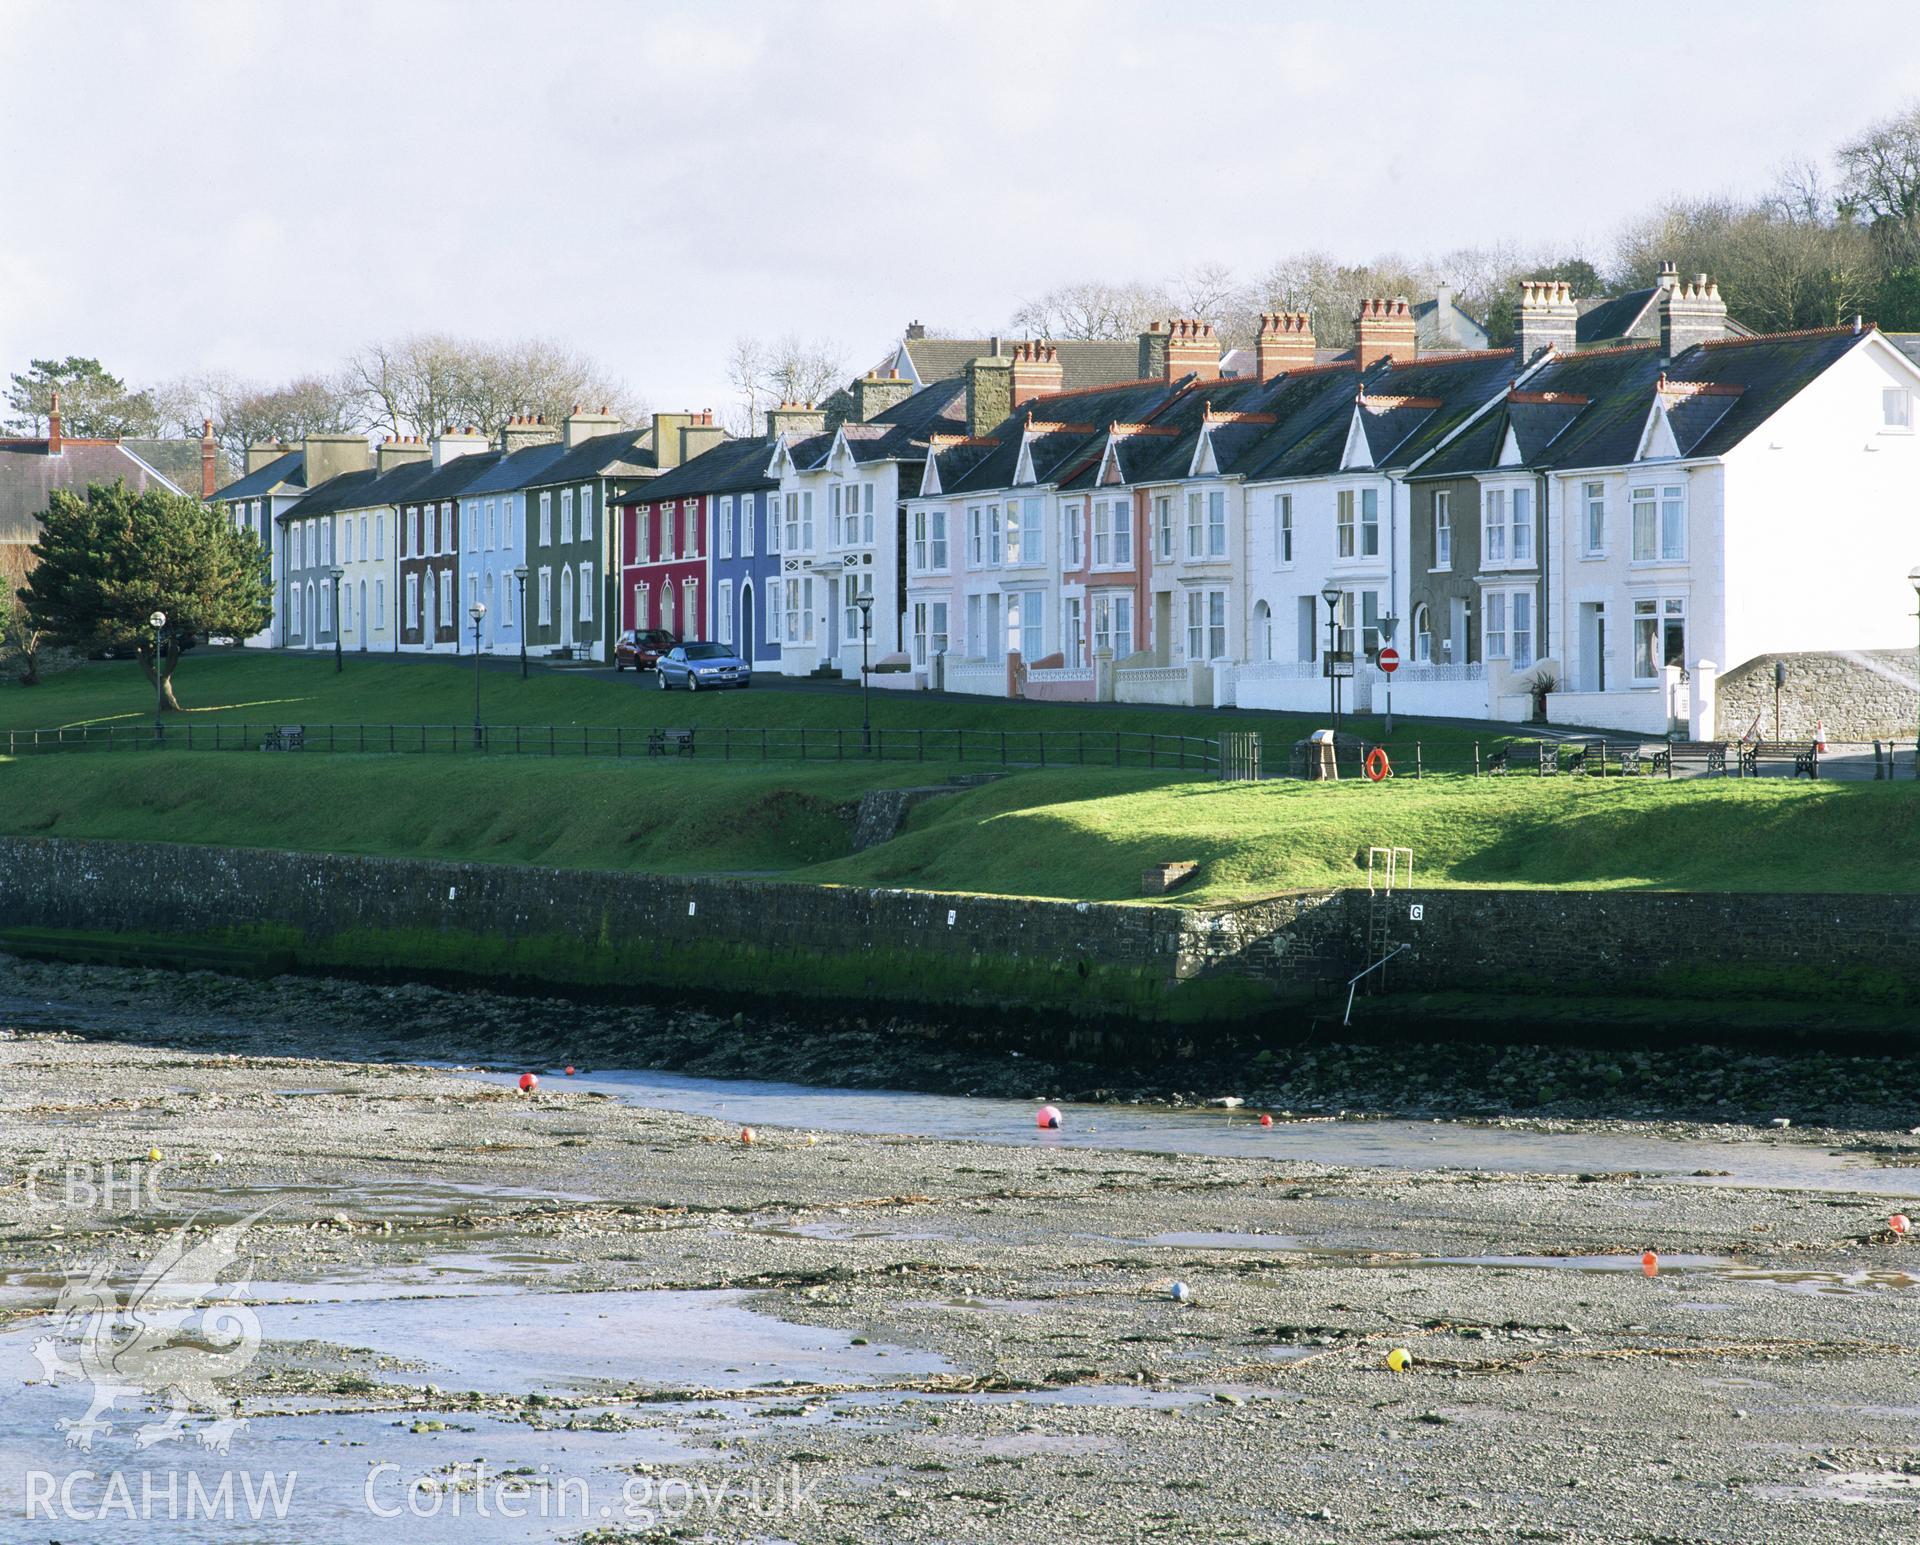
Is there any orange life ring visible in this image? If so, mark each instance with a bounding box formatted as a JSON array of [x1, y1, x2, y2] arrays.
[[1365, 747, 1391, 782]]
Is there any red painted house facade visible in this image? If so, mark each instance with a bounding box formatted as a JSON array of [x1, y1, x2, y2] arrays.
[[621, 490, 706, 641]]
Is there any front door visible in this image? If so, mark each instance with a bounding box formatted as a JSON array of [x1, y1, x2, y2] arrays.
[[742, 583, 755, 663], [560, 566, 575, 646]]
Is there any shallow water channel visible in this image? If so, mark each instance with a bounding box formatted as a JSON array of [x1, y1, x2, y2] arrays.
[[462, 1064, 1920, 1198]]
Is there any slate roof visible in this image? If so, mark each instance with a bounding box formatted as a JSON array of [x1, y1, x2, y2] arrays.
[[893, 338, 1141, 391], [939, 378, 1192, 496], [458, 440, 568, 497], [0, 438, 188, 547], [613, 435, 775, 505], [522, 429, 659, 488], [403, 451, 505, 505], [784, 380, 968, 473], [1576, 285, 1756, 346], [1412, 326, 1870, 477], [212, 448, 306, 503], [1411, 293, 1488, 352], [273, 467, 382, 521]]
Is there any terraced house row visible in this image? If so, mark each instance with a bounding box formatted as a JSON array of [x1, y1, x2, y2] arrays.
[[212, 272, 1920, 735]]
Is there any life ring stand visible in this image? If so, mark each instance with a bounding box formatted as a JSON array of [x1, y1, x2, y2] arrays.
[[1365, 747, 1392, 782]]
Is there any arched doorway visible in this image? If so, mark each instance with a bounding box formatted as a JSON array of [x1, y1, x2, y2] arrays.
[[559, 566, 575, 647], [1252, 599, 1271, 661], [741, 581, 755, 664], [1413, 603, 1432, 663]]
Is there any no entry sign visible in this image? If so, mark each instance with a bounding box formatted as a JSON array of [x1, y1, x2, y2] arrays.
[[1377, 646, 1400, 674]]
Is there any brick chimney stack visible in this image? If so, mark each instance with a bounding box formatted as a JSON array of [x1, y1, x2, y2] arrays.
[[1165, 319, 1221, 382], [1515, 279, 1579, 363], [1255, 312, 1315, 380], [1354, 298, 1416, 368], [1009, 341, 1064, 405], [200, 417, 218, 497], [1661, 274, 1730, 360], [46, 390, 62, 454]]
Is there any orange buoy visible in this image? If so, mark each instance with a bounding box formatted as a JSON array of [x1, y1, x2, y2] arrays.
[[518, 1073, 538, 1092], [1891, 1213, 1911, 1237], [564, 1065, 576, 1076], [740, 1127, 755, 1145], [1641, 1250, 1658, 1277], [1365, 747, 1391, 782]]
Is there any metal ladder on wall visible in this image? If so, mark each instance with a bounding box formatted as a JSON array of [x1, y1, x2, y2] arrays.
[[1345, 846, 1414, 1025]]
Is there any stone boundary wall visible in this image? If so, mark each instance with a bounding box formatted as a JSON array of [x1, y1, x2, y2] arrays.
[[1717, 649, 1919, 742], [0, 837, 1910, 1023]]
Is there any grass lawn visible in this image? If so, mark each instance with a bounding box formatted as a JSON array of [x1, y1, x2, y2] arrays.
[[0, 749, 1912, 903], [0, 652, 1507, 769]]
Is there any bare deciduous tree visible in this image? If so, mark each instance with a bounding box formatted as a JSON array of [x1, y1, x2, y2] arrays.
[[1838, 102, 1920, 225], [343, 334, 641, 439], [1009, 280, 1170, 341], [726, 334, 847, 433]]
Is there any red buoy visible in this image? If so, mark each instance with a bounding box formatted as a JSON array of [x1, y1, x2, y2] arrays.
[[564, 1066, 577, 1076], [1891, 1213, 1911, 1237], [1259, 1114, 1274, 1129], [518, 1073, 538, 1092]]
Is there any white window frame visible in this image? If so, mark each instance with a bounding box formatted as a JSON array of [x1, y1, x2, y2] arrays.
[[1483, 487, 1507, 563], [719, 496, 734, 560], [579, 562, 593, 621], [1276, 493, 1294, 566], [1433, 490, 1451, 570], [1185, 491, 1203, 558], [1155, 495, 1173, 561], [1484, 590, 1506, 659], [1206, 490, 1227, 559], [1630, 483, 1686, 563], [538, 566, 552, 625], [1582, 481, 1606, 557], [539, 492, 552, 545], [742, 494, 756, 558], [1632, 594, 1688, 682], [1063, 595, 1084, 667], [1336, 489, 1356, 558], [1883, 387, 1912, 432]]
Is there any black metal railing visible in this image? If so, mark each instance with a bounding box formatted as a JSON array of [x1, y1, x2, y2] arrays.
[[2, 721, 1226, 773]]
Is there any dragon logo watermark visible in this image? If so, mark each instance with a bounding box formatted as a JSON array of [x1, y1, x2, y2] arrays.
[[31, 1210, 268, 1455]]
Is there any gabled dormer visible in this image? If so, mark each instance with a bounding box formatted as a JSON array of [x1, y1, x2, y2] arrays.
[[1636, 398, 1681, 461], [918, 453, 944, 497], [1013, 433, 1038, 487], [1339, 407, 1375, 470], [1497, 423, 1526, 467], [1189, 422, 1220, 478]]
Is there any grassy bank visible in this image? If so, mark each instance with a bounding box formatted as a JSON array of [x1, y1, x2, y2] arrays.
[[0, 751, 1913, 902], [0, 652, 1504, 767]]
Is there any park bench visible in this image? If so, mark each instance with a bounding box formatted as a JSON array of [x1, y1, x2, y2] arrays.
[[1652, 740, 1729, 777], [1739, 740, 1820, 779], [260, 724, 305, 752], [647, 726, 696, 757], [1564, 739, 1655, 776], [1485, 741, 1557, 775]]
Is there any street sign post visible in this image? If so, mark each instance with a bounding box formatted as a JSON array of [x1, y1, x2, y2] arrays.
[[1376, 645, 1400, 735]]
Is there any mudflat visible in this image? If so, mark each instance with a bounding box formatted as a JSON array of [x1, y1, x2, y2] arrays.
[[4, 959, 1917, 1543]]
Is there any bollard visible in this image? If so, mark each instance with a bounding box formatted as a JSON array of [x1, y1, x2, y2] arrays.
[[1415, 741, 1422, 780], [1473, 741, 1480, 777]]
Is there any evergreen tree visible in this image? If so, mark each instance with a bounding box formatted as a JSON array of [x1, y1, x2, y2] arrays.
[[16, 481, 271, 710]]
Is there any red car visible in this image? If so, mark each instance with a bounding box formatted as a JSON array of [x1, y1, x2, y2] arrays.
[[615, 628, 678, 671]]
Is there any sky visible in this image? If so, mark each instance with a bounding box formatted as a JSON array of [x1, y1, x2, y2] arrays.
[[3, 0, 1917, 420]]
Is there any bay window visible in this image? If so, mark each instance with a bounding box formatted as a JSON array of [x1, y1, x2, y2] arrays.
[[1093, 592, 1133, 657], [1359, 487, 1378, 557], [1633, 596, 1687, 680], [1484, 591, 1506, 659], [1631, 484, 1685, 561], [1185, 491, 1203, 558], [1207, 490, 1226, 557], [1007, 498, 1041, 565], [1483, 488, 1506, 562], [1063, 596, 1084, 666], [1336, 489, 1356, 557], [1510, 486, 1532, 563], [1064, 502, 1084, 568]]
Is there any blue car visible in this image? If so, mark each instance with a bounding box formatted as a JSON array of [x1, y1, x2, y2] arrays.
[[656, 640, 751, 691]]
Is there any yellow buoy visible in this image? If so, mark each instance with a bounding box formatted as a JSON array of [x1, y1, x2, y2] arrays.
[[1386, 1347, 1412, 1373], [147, 1147, 163, 1163]]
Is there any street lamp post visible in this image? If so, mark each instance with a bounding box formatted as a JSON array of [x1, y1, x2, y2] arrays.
[[469, 601, 487, 749], [328, 567, 344, 674], [149, 610, 167, 742], [1320, 585, 1343, 735], [856, 592, 874, 756], [513, 567, 529, 680], [1908, 567, 1920, 773], [1379, 613, 1398, 736]]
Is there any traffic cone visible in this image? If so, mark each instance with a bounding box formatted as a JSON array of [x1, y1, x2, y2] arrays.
[[1814, 719, 1829, 754]]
